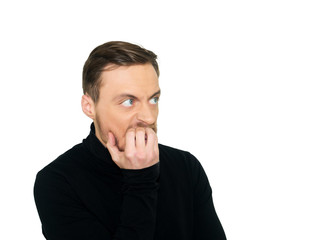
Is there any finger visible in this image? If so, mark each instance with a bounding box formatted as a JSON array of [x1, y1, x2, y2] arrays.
[[145, 127, 158, 151], [135, 127, 146, 149], [106, 132, 121, 161], [125, 128, 136, 153]]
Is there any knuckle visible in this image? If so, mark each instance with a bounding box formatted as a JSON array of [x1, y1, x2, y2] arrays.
[[147, 152, 154, 161], [125, 151, 134, 160], [136, 151, 147, 160]]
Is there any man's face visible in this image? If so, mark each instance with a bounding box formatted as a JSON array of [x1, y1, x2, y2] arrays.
[[92, 63, 160, 151]]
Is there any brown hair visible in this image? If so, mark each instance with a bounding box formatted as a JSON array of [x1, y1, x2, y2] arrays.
[[82, 41, 159, 103]]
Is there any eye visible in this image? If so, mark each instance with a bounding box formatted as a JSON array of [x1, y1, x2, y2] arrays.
[[149, 97, 159, 105], [122, 99, 134, 107]]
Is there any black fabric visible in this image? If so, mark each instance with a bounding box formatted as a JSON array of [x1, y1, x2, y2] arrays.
[[34, 124, 226, 240]]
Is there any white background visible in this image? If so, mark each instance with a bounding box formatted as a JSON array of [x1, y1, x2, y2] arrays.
[[0, 0, 319, 239]]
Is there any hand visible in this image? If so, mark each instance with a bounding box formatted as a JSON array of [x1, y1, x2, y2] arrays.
[[106, 127, 159, 169]]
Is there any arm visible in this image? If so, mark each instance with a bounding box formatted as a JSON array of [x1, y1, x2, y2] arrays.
[[34, 127, 159, 240], [115, 163, 159, 239], [34, 169, 112, 240], [106, 127, 160, 239], [34, 163, 159, 240], [190, 154, 227, 240]]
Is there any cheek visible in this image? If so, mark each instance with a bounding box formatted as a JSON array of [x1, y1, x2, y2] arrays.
[[154, 107, 159, 118], [108, 113, 133, 139], [97, 106, 140, 148], [111, 118, 134, 150]]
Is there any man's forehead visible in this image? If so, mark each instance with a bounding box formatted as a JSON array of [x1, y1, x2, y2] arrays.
[[99, 64, 159, 98], [113, 89, 161, 100]]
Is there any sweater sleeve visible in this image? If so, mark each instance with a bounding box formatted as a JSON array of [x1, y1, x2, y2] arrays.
[[115, 163, 159, 239], [34, 163, 159, 240], [189, 154, 227, 240]]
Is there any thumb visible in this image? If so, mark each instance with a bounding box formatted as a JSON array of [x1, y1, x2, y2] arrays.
[[105, 132, 121, 162]]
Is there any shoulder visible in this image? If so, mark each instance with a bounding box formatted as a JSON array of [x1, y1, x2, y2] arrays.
[[159, 143, 188, 156], [158, 144, 212, 194], [159, 143, 189, 160], [35, 143, 88, 184], [158, 143, 201, 170]]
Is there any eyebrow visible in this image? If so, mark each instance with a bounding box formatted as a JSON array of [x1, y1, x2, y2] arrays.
[[149, 90, 161, 99], [113, 89, 161, 102]]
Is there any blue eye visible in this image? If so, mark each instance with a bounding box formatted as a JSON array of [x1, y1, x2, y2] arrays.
[[122, 99, 134, 107], [150, 97, 159, 105]]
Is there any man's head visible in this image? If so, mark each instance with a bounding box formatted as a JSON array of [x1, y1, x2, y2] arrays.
[[81, 41, 160, 151], [82, 41, 159, 103]]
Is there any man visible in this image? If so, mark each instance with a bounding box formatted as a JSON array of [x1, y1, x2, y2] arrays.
[[34, 41, 226, 240]]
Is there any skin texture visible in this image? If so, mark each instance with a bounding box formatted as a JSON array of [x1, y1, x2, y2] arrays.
[[81, 63, 160, 169]]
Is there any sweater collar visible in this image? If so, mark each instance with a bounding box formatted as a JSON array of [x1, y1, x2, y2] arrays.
[[83, 123, 120, 171]]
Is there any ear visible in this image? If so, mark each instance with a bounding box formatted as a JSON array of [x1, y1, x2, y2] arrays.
[[81, 94, 96, 120]]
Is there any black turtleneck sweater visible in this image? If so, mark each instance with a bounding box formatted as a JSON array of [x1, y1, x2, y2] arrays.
[[34, 124, 226, 240]]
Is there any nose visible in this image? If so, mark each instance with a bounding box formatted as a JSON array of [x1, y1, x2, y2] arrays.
[[137, 103, 157, 125]]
